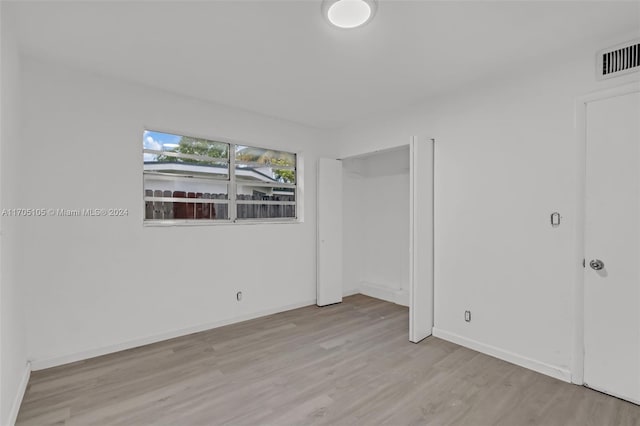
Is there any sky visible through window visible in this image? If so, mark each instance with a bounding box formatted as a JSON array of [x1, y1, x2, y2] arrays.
[[143, 130, 295, 184], [143, 131, 181, 162]]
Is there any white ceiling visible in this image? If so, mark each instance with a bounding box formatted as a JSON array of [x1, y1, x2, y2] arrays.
[[10, 0, 640, 128]]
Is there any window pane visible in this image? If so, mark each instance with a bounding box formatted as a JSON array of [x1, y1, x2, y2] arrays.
[[143, 133, 298, 223], [234, 165, 295, 184], [144, 189, 229, 221], [144, 130, 229, 161], [235, 145, 296, 184], [144, 131, 229, 180], [171, 201, 229, 220], [236, 185, 296, 202], [143, 130, 231, 222], [144, 175, 228, 199], [236, 204, 296, 220]]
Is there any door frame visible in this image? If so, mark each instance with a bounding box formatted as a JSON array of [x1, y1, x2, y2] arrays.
[[331, 136, 435, 343], [572, 81, 640, 385], [409, 136, 435, 343]]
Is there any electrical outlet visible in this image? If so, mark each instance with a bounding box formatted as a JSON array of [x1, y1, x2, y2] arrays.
[[464, 310, 471, 322], [236, 291, 243, 301]]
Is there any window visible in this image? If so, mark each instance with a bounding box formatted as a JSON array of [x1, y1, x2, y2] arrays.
[[143, 130, 298, 223]]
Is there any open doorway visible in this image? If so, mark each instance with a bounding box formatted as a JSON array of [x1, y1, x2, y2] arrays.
[[317, 137, 434, 343], [342, 146, 410, 306]]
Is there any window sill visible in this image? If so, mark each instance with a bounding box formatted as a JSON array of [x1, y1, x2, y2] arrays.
[[143, 218, 303, 227]]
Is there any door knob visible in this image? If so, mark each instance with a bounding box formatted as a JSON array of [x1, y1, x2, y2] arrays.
[[589, 259, 604, 271]]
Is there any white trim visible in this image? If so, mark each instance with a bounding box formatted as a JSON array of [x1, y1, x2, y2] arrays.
[[572, 81, 640, 385], [7, 362, 31, 426], [409, 137, 435, 343], [143, 170, 229, 183], [576, 81, 640, 105], [143, 218, 302, 227], [30, 300, 316, 371], [296, 153, 305, 223], [143, 148, 230, 164], [235, 181, 297, 189], [144, 196, 230, 204], [342, 288, 360, 298], [236, 200, 296, 206], [572, 90, 588, 385], [409, 139, 416, 338], [338, 143, 411, 162], [359, 282, 408, 307], [585, 384, 640, 406], [433, 328, 572, 383], [229, 143, 237, 221]]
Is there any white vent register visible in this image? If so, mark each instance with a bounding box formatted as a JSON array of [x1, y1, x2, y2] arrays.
[[597, 39, 640, 80]]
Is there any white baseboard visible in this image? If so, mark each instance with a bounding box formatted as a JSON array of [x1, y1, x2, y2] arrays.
[[7, 362, 31, 426], [359, 282, 409, 307], [31, 299, 316, 371], [395, 289, 409, 306], [432, 327, 571, 383], [342, 288, 360, 297]]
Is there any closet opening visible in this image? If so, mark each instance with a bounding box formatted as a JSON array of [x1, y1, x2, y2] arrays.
[[317, 137, 434, 342], [342, 145, 410, 306]]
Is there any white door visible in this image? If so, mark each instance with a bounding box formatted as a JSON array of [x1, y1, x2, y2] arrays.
[[409, 137, 434, 343], [317, 158, 343, 306], [584, 91, 640, 404]]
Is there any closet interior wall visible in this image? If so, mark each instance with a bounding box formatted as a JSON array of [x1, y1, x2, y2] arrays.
[[342, 146, 410, 305]]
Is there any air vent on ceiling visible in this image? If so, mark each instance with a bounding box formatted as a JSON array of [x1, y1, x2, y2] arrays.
[[597, 39, 640, 80]]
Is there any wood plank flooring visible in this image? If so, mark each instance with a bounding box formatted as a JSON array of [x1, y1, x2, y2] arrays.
[[16, 295, 640, 425]]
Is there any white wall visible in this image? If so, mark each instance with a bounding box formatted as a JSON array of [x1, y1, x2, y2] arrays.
[[9, 19, 640, 399], [19, 57, 331, 368], [1, 5, 29, 425], [342, 148, 410, 305], [333, 38, 640, 381]]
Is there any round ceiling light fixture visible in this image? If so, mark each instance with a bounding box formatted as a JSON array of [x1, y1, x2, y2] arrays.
[[322, 0, 377, 29]]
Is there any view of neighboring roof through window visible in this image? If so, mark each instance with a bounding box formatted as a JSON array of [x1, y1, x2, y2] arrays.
[[143, 130, 298, 223]]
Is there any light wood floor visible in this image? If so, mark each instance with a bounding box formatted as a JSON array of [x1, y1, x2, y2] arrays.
[[17, 295, 640, 425]]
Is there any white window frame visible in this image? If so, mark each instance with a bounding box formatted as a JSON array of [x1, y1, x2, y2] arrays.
[[142, 129, 303, 226]]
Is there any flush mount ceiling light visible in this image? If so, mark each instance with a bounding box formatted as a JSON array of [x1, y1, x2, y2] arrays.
[[322, 0, 377, 29]]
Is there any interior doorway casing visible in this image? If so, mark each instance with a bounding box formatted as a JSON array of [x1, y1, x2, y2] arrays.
[[409, 136, 434, 343]]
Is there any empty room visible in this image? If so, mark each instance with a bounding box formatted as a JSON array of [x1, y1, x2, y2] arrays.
[[1, 0, 640, 425]]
